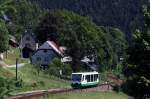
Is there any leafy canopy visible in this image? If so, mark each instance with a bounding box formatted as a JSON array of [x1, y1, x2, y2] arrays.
[[35, 10, 126, 71]]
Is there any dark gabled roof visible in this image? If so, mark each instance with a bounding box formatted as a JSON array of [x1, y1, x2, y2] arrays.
[[22, 29, 37, 41], [32, 41, 64, 57]]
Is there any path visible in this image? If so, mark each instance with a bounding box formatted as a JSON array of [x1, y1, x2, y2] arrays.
[[8, 63, 27, 68], [0, 60, 27, 68]]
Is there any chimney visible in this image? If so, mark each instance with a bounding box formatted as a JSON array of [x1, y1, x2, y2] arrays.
[[36, 43, 39, 50]]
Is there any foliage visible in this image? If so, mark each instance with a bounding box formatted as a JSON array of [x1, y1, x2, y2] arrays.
[[14, 0, 43, 29], [123, 2, 150, 98], [0, 77, 16, 98], [12, 64, 70, 93], [0, 0, 16, 15], [30, 0, 147, 40], [8, 0, 43, 41], [35, 10, 126, 71], [0, 20, 9, 53], [0, 0, 43, 41], [46, 58, 72, 76], [4, 48, 28, 65]]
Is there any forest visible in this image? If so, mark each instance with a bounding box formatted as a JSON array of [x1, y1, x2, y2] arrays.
[[30, 0, 147, 40]]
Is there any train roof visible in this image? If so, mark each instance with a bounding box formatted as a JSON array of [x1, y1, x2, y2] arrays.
[[72, 71, 99, 75]]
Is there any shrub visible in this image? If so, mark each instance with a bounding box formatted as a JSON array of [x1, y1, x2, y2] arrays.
[[0, 77, 16, 98], [46, 58, 72, 77]]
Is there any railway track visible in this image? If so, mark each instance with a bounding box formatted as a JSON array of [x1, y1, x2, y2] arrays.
[[4, 83, 112, 99]]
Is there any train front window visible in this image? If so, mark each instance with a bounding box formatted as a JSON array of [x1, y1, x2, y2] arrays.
[[72, 74, 82, 81]]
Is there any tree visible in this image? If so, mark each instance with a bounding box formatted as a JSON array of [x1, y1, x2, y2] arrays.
[[35, 10, 126, 72], [0, 0, 16, 14], [123, 2, 150, 98], [0, 20, 9, 53], [0, 77, 15, 98], [30, 0, 146, 41]]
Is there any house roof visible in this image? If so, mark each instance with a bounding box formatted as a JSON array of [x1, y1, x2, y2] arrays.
[[38, 41, 64, 57], [22, 29, 37, 40]]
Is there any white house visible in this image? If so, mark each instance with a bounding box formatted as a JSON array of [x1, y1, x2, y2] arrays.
[[31, 41, 64, 66]]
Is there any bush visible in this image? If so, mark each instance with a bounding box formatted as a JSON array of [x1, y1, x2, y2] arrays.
[[0, 77, 16, 98], [113, 85, 121, 92], [46, 58, 72, 77]]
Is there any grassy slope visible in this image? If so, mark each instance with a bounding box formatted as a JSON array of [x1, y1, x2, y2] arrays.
[[9, 64, 70, 94], [47, 91, 130, 99], [4, 48, 28, 65], [0, 66, 130, 98], [0, 67, 15, 78]]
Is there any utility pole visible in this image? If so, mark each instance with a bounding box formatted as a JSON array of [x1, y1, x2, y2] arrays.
[[16, 58, 18, 81]]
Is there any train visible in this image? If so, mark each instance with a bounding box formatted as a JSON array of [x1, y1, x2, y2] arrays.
[[71, 71, 99, 88]]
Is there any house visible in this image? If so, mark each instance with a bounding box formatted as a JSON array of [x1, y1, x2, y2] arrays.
[[20, 30, 37, 58], [0, 35, 18, 60], [31, 41, 64, 66], [9, 35, 18, 47], [61, 55, 98, 71], [0, 53, 4, 60], [61, 56, 72, 63]]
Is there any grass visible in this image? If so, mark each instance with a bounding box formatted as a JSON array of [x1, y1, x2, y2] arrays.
[[4, 48, 28, 65], [8, 64, 70, 95], [0, 64, 131, 98], [0, 67, 15, 78], [45, 91, 130, 99]]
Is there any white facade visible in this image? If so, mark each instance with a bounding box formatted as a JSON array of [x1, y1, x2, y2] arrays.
[[0, 53, 4, 60]]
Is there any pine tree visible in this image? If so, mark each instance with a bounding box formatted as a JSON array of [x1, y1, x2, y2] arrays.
[[123, 2, 150, 98]]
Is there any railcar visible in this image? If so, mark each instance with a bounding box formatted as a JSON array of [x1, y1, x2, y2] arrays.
[[71, 71, 99, 88]]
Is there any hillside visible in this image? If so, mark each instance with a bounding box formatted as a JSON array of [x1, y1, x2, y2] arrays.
[[30, 0, 147, 40], [0, 64, 70, 95]]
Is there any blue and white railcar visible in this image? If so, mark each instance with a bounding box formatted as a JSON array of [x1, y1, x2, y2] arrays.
[[71, 71, 99, 88]]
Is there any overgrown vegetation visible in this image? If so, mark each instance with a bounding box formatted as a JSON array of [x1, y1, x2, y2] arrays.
[[0, 20, 9, 53], [122, 2, 150, 98], [35, 10, 126, 72], [10, 64, 70, 94], [45, 58, 72, 77], [4, 48, 28, 65], [30, 0, 147, 40]]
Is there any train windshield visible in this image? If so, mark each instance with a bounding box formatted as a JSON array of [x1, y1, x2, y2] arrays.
[[72, 74, 82, 81]]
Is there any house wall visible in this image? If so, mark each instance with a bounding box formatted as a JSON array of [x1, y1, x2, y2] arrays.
[[0, 53, 4, 60], [21, 33, 36, 50], [31, 49, 57, 65]]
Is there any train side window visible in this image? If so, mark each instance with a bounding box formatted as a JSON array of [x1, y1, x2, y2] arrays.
[[94, 74, 96, 81], [86, 75, 90, 82], [91, 75, 93, 82], [82, 75, 84, 81], [94, 74, 98, 81]]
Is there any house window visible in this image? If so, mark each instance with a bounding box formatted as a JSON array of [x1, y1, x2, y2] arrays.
[[37, 57, 41, 61], [86, 75, 90, 82]]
